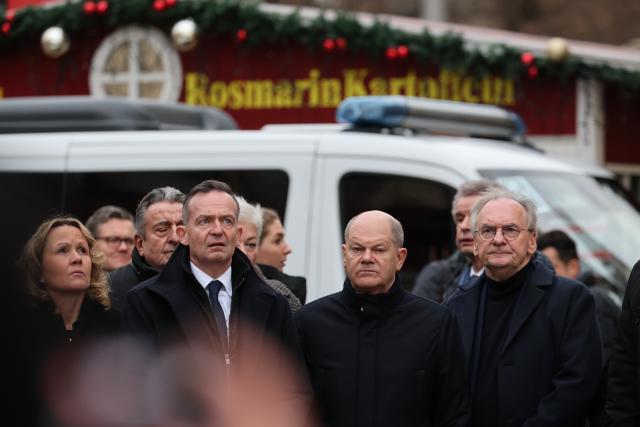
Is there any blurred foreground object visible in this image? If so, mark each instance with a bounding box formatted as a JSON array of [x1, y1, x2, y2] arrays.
[[43, 326, 314, 427]]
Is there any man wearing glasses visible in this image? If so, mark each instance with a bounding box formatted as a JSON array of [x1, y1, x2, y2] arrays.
[[86, 205, 135, 272], [446, 189, 603, 427]]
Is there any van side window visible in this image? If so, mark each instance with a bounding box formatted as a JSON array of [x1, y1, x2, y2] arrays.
[[339, 172, 456, 290], [63, 170, 290, 223]]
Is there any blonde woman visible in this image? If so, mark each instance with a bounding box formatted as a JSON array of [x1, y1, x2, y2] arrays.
[[21, 216, 119, 349]]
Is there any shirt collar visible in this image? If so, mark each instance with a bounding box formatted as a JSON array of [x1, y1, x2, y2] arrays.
[[190, 261, 233, 296], [470, 266, 484, 277]]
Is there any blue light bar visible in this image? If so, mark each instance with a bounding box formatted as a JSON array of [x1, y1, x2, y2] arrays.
[[336, 96, 526, 141]]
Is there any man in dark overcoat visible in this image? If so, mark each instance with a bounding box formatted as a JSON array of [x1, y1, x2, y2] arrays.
[[122, 180, 306, 378], [607, 259, 640, 426], [447, 189, 603, 427], [296, 210, 470, 427], [109, 186, 185, 311]]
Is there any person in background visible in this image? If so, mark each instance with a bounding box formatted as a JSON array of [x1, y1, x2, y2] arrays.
[[296, 210, 470, 427], [538, 229, 620, 358], [446, 189, 602, 426], [607, 260, 640, 426], [109, 187, 185, 310], [413, 179, 506, 302], [236, 196, 301, 312], [256, 207, 307, 304], [85, 205, 135, 272]]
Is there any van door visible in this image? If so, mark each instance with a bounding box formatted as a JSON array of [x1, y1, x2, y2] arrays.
[[307, 155, 466, 301]]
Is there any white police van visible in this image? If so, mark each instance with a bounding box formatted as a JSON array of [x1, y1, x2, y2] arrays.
[[2, 96, 638, 301]]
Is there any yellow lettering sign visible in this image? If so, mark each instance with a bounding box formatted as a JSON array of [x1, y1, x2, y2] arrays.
[[183, 69, 516, 110]]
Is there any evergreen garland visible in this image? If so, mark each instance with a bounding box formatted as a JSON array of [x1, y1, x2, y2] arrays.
[[1, 0, 639, 91]]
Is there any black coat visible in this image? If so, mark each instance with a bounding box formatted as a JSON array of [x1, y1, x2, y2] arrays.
[[122, 244, 306, 371], [31, 296, 120, 357], [446, 258, 603, 427], [412, 251, 468, 303], [295, 278, 470, 427], [109, 247, 158, 311], [607, 260, 640, 426]]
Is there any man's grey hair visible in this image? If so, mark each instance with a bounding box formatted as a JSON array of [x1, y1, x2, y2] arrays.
[[452, 179, 507, 218], [85, 205, 133, 237], [470, 189, 538, 234], [236, 195, 263, 243], [135, 186, 186, 238], [344, 211, 405, 247]]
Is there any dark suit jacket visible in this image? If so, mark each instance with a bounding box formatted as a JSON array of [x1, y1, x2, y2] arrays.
[[446, 259, 603, 427], [122, 245, 305, 371]]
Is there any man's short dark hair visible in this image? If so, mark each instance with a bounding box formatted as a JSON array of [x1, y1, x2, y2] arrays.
[[85, 205, 134, 237], [135, 186, 186, 238], [537, 230, 578, 263], [183, 180, 239, 223]]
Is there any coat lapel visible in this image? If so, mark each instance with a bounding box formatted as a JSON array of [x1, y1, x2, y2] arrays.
[[449, 279, 486, 392], [503, 262, 553, 353], [149, 245, 221, 355]]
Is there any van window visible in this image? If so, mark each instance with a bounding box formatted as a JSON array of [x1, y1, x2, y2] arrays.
[[339, 172, 456, 290], [62, 170, 289, 223]]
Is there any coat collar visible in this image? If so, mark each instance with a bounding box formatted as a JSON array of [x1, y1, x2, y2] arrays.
[[130, 247, 159, 281], [145, 244, 265, 355], [340, 275, 405, 319], [448, 257, 555, 388]]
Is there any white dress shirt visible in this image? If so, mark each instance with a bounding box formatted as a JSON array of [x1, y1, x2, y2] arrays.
[[190, 262, 233, 334]]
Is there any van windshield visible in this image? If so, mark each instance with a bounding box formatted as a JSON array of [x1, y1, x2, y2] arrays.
[[480, 170, 640, 295]]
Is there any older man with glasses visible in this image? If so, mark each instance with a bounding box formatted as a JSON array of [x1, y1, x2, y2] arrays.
[[446, 188, 603, 427], [85, 205, 135, 272]]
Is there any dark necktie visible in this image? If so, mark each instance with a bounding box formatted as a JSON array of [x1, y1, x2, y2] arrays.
[[208, 280, 228, 344]]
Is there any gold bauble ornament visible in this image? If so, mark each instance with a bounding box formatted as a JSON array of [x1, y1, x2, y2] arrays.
[[41, 26, 70, 58], [547, 37, 570, 62], [171, 19, 198, 52]]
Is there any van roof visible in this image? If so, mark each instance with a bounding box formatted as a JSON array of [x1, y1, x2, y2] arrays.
[[0, 96, 238, 133], [0, 128, 611, 179]]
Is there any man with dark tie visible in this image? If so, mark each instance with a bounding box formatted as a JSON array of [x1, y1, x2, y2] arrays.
[[122, 179, 306, 377], [413, 179, 505, 302]]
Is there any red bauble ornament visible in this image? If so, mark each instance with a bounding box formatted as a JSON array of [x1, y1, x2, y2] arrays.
[[520, 52, 535, 66], [5, 9, 15, 22], [336, 37, 347, 50], [1, 22, 10, 34], [323, 38, 335, 52], [166, 0, 177, 6], [236, 28, 247, 42], [83, 1, 96, 14], [397, 44, 409, 58], [386, 47, 398, 60], [153, 0, 166, 11], [528, 66, 539, 78], [96, 0, 109, 14]]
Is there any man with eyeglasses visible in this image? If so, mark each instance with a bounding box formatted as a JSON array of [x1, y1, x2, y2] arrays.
[[85, 205, 135, 272], [413, 179, 506, 302], [446, 189, 603, 427]]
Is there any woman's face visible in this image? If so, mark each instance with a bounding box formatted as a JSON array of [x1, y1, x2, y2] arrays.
[[41, 225, 92, 295], [237, 221, 259, 264], [256, 219, 291, 271]]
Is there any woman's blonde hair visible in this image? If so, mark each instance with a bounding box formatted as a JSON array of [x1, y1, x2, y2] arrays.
[[20, 216, 111, 309]]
